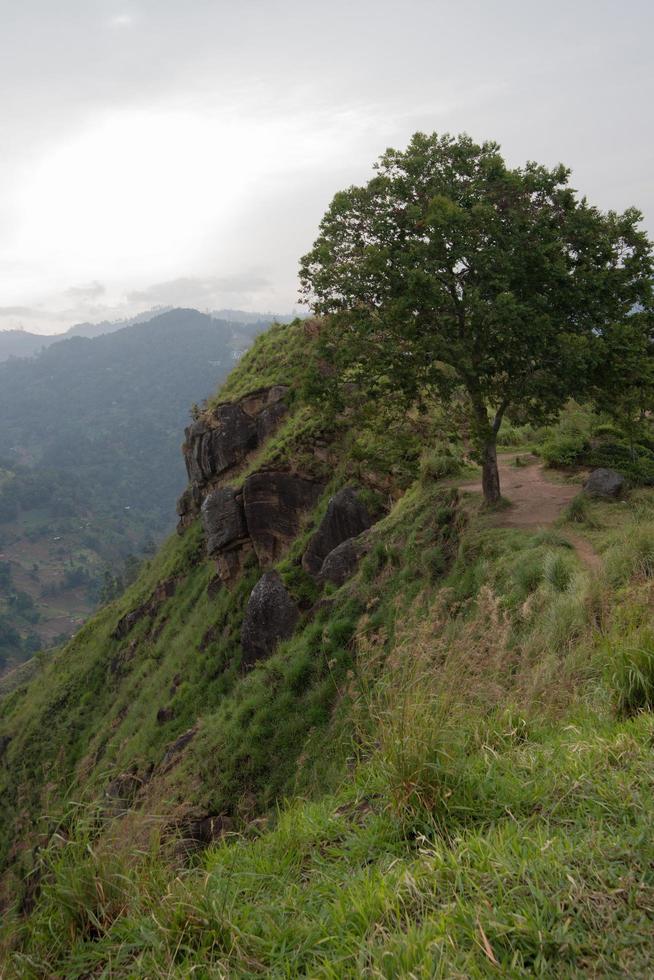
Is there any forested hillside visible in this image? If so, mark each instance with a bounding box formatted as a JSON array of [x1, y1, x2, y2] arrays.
[[0, 308, 271, 669]]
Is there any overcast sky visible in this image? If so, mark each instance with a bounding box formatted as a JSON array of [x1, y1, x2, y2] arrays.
[[1, 0, 652, 334]]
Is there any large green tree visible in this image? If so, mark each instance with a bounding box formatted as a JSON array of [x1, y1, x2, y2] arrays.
[[299, 132, 654, 503]]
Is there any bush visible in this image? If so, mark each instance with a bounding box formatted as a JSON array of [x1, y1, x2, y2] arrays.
[[540, 434, 588, 467], [419, 446, 464, 482]]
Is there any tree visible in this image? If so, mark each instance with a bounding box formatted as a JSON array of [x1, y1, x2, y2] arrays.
[[299, 132, 654, 503]]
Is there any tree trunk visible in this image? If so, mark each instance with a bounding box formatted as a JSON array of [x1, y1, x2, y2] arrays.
[[481, 435, 501, 505], [468, 389, 504, 505]]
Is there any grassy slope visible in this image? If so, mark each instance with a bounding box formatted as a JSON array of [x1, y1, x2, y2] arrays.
[[2, 322, 654, 974]]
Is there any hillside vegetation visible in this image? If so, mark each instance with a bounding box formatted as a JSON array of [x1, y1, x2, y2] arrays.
[[2, 316, 654, 975], [0, 309, 270, 669]]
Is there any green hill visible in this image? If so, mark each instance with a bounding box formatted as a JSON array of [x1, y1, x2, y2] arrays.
[[1, 317, 654, 975]]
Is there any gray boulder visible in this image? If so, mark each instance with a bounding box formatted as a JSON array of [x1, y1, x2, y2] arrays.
[[583, 467, 625, 499], [201, 487, 248, 556], [319, 534, 370, 586], [243, 471, 324, 565], [241, 571, 300, 667], [302, 487, 372, 575]]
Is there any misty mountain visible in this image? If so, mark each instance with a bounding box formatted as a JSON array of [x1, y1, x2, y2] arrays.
[[0, 307, 273, 666], [0, 307, 295, 362]]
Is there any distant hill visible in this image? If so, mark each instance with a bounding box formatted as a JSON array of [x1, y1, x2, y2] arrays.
[[0, 307, 295, 362], [0, 308, 274, 668]]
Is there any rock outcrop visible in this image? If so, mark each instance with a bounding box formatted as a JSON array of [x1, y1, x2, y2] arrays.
[[302, 486, 372, 575], [177, 386, 289, 529], [243, 471, 325, 565], [319, 533, 371, 586], [112, 577, 179, 640], [201, 487, 248, 556], [241, 571, 300, 667], [583, 467, 625, 498]]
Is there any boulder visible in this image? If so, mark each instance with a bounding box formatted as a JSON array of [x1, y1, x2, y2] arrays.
[[104, 770, 141, 815], [302, 487, 372, 575], [201, 487, 248, 556], [243, 471, 324, 564], [319, 533, 370, 586], [156, 706, 175, 725], [583, 467, 625, 499], [174, 812, 234, 859], [160, 726, 197, 772], [241, 571, 300, 667]]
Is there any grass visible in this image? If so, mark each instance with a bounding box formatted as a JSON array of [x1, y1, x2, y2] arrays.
[[4, 711, 654, 977]]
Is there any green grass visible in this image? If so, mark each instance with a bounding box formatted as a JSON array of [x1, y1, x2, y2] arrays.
[[4, 712, 654, 978]]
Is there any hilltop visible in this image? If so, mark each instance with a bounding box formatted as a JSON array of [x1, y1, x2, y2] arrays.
[[1, 314, 654, 974]]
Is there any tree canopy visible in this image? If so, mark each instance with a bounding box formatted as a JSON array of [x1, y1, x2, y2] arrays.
[[299, 132, 654, 502]]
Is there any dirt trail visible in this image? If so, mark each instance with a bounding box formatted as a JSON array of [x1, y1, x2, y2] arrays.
[[458, 455, 601, 570]]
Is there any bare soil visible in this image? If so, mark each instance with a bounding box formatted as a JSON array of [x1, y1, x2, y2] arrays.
[[459, 455, 601, 569]]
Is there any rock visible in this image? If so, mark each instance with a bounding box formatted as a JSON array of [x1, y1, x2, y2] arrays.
[[112, 605, 148, 641], [201, 487, 248, 556], [175, 483, 203, 530], [182, 419, 212, 484], [239, 385, 289, 418], [215, 545, 253, 586], [243, 471, 324, 565], [0, 735, 12, 761], [583, 467, 625, 499], [160, 726, 197, 772], [241, 571, 300, 667], [104, 770, 141, 815], [174, 812, 234, 859], [112, 577, 179, 640], [207, 403, 259, 475], [302, 487, 372, 575], [182, 388, 289, 488], [319, 533, 371, 586], [156, 706, 175, 725]]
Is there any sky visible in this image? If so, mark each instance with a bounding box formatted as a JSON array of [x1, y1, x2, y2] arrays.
[[0, 0, 652, 334]]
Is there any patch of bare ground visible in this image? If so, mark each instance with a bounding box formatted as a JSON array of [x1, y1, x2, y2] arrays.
[[459, 455, 601, 570]]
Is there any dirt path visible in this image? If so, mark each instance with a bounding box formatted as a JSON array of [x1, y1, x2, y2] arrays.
[[458, 455, 601, 570]]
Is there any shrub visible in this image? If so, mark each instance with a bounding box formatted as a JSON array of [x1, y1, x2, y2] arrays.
[[540, 434, 588, 467], [419, 446, 463, 482]]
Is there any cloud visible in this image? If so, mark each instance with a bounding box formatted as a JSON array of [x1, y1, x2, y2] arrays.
[[65, 281, 106, 300], [126, 275, 271, 307], [0, 306, 41, 318]]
